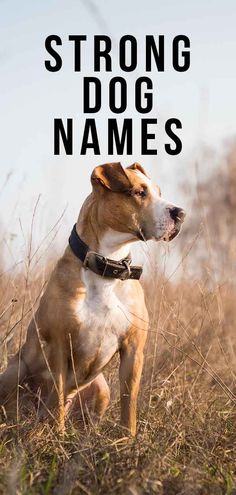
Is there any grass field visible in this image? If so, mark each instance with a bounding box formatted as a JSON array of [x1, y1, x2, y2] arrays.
[[0, 148, 236, 494], [0, 251, 236, 494]]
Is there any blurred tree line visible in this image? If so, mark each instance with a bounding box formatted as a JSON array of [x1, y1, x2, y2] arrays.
[[180, 140, 236, 282]]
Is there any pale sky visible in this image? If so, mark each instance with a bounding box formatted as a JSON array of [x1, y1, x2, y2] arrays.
[[0, 0, 236, 264]]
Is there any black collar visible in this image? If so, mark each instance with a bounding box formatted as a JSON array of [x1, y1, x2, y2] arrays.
[[68, 224, 143, 281]]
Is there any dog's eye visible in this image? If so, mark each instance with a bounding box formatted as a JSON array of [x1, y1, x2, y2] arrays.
[[135, 189, 147, 198]]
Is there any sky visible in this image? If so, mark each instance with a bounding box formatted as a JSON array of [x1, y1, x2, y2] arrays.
[[0, 0, 236, 264]]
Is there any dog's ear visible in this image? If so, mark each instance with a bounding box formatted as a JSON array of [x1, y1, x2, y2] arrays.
[[91, 162, 131, 192], [126, 162, 148, 177]]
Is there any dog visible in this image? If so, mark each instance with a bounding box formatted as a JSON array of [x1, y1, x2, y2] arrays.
[[0, 162, 185, 436]]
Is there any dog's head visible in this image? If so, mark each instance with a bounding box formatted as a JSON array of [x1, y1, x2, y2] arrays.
[[91, 162, 185, 242]]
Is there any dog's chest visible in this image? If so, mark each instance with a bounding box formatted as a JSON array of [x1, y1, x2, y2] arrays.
[[73, 273, 131, 375]]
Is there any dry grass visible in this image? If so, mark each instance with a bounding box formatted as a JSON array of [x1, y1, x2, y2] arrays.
[[0, 256, 236, 495], [0, 147, 236, 494]]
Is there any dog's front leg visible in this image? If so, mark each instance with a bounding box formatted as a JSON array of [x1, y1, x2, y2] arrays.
[[119, 338, 144, 437]]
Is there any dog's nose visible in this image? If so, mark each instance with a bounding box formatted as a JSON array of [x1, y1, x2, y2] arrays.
[[169, 207, 186, 222]]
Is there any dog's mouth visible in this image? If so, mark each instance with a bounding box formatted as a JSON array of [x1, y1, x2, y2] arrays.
[[140, 215, 185, 242], [162, 220, 182, 242], [162, 227, 180, 242]]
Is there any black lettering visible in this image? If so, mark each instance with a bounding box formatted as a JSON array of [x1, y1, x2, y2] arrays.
[[173, 35, 190, 72], [68, 35, 87, 71], [83, 78, 101, 113], [141, 119, 157, 155], [146, 35, 164, 71], [165, 118, 182, 155], [109, 77, 127, 114], [108, 119, 132, 154], [135, 77, 153, 114], [81, 119, 100, 155], [54, 119, 73, 155], [94, 36, 112, 71], [119, 35, 137, 72], [45, 35, 62, 72]]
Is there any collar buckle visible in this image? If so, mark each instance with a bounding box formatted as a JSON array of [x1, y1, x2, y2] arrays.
[[120, 259, 131, 281]]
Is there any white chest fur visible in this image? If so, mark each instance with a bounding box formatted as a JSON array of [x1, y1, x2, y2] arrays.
[[73, 270, 130, 380], [71, 229, 136, 383], [79, 270, 129, 337], [77, 228, 134, 336]]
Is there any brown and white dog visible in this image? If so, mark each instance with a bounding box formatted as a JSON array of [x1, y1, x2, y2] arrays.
[[0, 162, 185, 436]]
